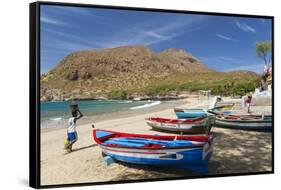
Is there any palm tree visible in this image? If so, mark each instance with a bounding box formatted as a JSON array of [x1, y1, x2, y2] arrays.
[[256, 41, 272, 87], [256, 41, 272, 67]]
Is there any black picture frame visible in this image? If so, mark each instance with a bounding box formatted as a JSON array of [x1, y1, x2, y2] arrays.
[[29, 1, 274, 189]]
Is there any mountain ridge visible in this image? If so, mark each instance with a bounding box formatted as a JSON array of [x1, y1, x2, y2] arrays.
[[41, 46, 260, 101]]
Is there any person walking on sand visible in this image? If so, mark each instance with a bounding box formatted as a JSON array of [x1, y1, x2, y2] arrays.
[[245, 94, 253, 113], [64, 100, 83, 153]]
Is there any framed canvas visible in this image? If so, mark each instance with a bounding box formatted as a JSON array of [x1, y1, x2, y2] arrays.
[[29, 1, 274, 188]]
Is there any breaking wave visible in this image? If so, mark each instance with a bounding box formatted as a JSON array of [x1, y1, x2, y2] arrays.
[[130, 101, 161, 110]]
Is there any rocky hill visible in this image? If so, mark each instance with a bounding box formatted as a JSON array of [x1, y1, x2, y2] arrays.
[[40, 46, 260, 101]]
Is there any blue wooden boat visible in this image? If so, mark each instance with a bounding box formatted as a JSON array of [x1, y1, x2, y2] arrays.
[[93, 129, 214, 174], [174, 105, 233, 119], [174, 108, 208, 118]]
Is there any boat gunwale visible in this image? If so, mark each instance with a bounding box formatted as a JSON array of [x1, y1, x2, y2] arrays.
[[174, 108, 206, 113], [147, 122, 207, 133], [146, 116, 207, 124], [93, 129, 212, 150], [216, 115, 272, 123]]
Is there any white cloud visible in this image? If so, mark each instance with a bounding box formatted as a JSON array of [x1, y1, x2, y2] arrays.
[[143, 31, 167, 39], [42, 37, 97, 52], [216, 56, 239, 62], [47, 5, 115, 26], [95, 16, 205, 48], [41, 15, 204, 51], [41, 12, 208, 57], [235, 20, 256, 33], [199, 56, 240, 64], [40, 16, 68, 26], [54, 40, 96, 51], [216, 34, 239, 42], [42, 28, 108, 50]]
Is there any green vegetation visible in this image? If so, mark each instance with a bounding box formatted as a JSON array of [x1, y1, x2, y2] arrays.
[[108, 90, 127, 99], [143, 81, 258, 97], [256, 40, 272, 85], [230, 82, 256, 96], [141, 72, 260, 97], [256, 41, 272, 66]]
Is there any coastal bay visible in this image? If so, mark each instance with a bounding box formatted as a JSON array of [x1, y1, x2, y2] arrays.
[[40, 97, 272, 185]]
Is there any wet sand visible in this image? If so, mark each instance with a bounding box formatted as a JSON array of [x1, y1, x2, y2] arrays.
[[40, 97, 272, 186]]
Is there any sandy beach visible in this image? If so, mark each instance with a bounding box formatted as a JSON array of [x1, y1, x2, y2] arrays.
[[40, 97, 272, 186]]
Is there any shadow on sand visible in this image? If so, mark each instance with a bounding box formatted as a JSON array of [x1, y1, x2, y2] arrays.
[[208, 127, 272, 174], [111, 161, 199, 181], [109, 128, 272, 181], [72, 144, 98, 152]]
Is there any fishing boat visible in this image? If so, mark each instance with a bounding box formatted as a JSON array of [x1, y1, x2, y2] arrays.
[[93, 129, 214, 174], [146, 116, 212, 134], [174, 108, 208, 119], [206, 109, 232, 115], [212, 103, 234, 111], [174, 105, 234, 119], [215, 114, 272, 131]]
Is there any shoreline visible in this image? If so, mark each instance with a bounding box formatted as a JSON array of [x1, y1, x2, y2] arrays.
[[40, 97, 205, 133], [40, 94, 202, 103], [40, 96, 272, 185]]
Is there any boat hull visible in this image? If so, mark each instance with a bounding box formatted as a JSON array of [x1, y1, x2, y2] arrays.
[[174, 108, 207, 119], [147, 121, 208, 134], [175, 112, 207, 119], [93, 129, 213, 174], [215, 115, 272, 131], [146, 116, 211, 134], [213, 103, 234, 111], [100, 143, 212, 174]]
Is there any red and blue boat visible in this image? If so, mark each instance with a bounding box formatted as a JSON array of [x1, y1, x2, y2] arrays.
[[146, 116, 211, 134], [93, 129, 214, 174]]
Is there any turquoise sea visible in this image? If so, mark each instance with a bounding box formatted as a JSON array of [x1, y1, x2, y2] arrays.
[[40, 100, 183, 129]]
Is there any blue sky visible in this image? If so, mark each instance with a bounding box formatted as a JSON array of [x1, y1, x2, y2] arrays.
[[40, 5, 272, 74]]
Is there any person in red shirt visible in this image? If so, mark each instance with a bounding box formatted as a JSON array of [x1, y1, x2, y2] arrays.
[[245, 94, 253, 113]]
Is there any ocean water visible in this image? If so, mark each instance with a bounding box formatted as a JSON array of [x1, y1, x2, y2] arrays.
[[40, 100, 183, 129]]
